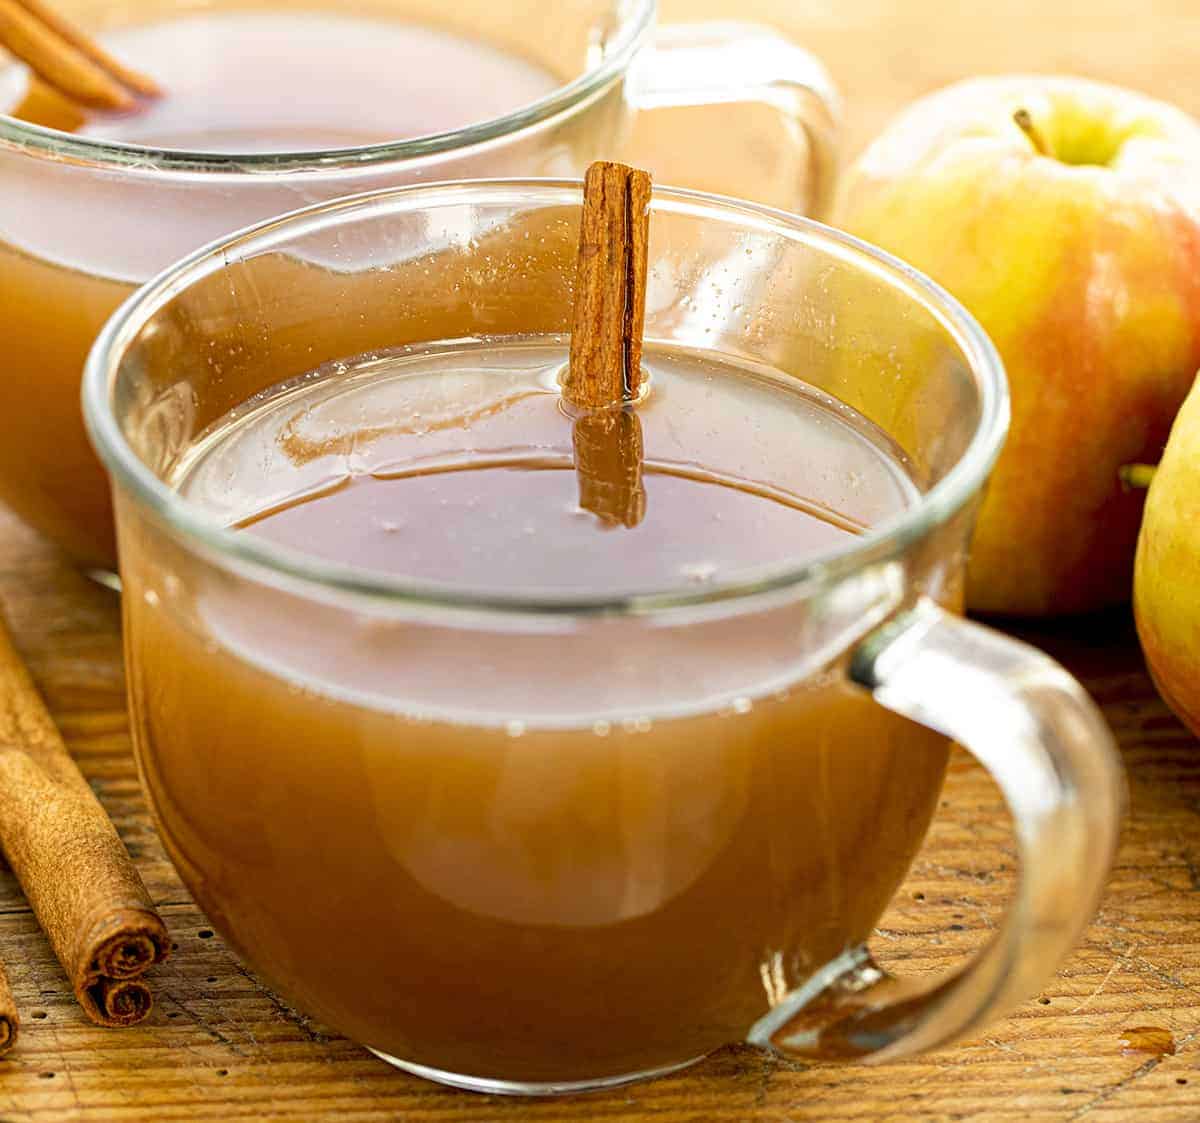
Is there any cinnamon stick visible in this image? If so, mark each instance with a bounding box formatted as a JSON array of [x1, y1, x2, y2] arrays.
[[565, 161, 652, 527], [13, 0, 160, 98], [565, 162, 652, 408], [0, 958, 17, 1055], [0, 612, 167, 1027], [0, 0, 159, 112], [0, 0, 131, 110]]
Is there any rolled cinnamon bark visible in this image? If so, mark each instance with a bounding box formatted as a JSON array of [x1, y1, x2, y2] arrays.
[[565, 162, 652, 528], [565, 161, 652, 410], [0, 613, 167, 1026]]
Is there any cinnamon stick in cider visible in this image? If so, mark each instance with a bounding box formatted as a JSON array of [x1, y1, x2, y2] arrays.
[[564, 161, 652, 527], [565, 161, 651, 409], [0, 0, 160, 112], [0, 0, 132, 110], [13, 0, 161, 98], [0, 612, 167, 1027]]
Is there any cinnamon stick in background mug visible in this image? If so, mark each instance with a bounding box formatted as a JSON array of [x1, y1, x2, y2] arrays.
[[0, 612, 167, 1026], [0, 0, 158, 110]]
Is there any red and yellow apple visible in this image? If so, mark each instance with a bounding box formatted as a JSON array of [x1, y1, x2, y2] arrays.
[[1134, 373, 1200, 735], [835, 76, 1200, 616]]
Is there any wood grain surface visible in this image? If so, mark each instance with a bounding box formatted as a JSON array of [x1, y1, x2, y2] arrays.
[[3, 1, 1200, 1119]]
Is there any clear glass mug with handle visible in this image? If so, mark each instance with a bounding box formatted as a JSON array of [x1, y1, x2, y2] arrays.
[[0, 0, 836, 574], [83, 181, 1122, 1095]]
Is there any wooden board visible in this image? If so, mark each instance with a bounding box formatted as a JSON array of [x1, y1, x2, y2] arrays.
[[4, 0, 1200, 1117]]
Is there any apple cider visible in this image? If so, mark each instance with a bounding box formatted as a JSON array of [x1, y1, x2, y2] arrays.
[[0, 7, 563, 568], [121, 337, 950, 1083]]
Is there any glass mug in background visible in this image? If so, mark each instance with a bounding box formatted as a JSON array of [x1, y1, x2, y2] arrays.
[[0, 0, 836, 574], [84, 182, 1123, 1094]]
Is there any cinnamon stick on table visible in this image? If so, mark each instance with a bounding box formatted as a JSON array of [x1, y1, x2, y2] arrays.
[[564, 161, 652, 528], [0, 611, 167, 1027]]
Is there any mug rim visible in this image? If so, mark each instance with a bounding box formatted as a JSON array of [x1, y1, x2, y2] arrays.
[[83, 178, 1010, 616], [0, 0, 655, 174]]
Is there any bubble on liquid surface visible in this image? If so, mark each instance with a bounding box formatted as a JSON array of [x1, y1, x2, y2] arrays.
[[680, 561, 719, 585]]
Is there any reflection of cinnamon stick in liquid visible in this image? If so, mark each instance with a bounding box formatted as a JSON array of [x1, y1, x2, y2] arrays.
[[573, 410, 647, 529], [563, 161, 652, 528], [10, 77, 86, 131], [0, 612, 168, 1028]]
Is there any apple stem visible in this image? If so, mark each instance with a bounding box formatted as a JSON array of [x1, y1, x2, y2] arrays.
[[1013, 108, 1051, 157], [1119, 463, 1158, 490]]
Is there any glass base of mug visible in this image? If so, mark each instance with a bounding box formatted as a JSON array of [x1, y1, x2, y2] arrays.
[[85, 568, 122, 593], [368, 1049, 707, 1096]]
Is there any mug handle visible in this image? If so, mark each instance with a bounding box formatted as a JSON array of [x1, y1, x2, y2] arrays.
[[624, 22, 839, 217], [749, 599, 1124, 1061]]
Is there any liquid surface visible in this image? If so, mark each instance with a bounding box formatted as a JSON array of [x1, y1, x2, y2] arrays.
[[176, 339, 917, 595], [2, 11, 559, 151]]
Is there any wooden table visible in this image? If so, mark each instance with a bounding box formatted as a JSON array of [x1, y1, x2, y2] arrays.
[[5, 1, 1200, 1117]]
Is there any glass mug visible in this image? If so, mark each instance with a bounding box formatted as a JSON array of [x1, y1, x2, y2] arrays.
[[83, 182, 1122, 1095], [0, 0, 836, 575]]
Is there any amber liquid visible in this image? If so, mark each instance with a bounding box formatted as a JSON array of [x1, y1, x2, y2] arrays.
[[0, 10, 559, 567], [122, 340, 949, 1084]]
